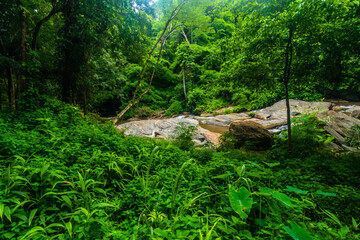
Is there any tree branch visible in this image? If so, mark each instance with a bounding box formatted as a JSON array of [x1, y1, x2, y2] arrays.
[[114, 0, 188, 124], [32, 0, 66, 50]]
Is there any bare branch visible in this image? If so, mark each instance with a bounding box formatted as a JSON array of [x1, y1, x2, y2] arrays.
[[181, 29, 192, 49], [114, 0, 188, 123]]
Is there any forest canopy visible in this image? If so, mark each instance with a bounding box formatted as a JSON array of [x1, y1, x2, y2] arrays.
[[1, 0, 359, 116]]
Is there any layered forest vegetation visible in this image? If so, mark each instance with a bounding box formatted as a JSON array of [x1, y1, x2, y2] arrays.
[[1, 0, 360, 239]]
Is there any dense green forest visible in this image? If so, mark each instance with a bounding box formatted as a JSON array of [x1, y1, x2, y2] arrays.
[[1, 0, 359, 115], [1, 0, 360, 239]]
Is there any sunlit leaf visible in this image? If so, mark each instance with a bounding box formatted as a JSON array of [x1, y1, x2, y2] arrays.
[[229, 186, 253, 220], [284, 221, 313, 240], [285, 186, 308, 194], [316, 190, 336, 196]]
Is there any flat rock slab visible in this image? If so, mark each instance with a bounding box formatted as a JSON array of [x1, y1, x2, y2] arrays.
[[116, 118, 206, 138], [258, 119, 288, 129], [116, 118, 225, 146], [259, 99, 331, 114], [204, 100, 332, 128]]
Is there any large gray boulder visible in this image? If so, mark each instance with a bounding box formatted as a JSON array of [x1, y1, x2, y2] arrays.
[[229, 121, 273, 150]]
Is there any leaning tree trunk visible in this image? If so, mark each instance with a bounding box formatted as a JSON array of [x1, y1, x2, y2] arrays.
[[115, 33, 172, 124], [114, 0, 188, 124], [283, 27, 294, 150]]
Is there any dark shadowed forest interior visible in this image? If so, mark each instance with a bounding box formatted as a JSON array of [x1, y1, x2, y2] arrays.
[[1, 0, 360, 239]]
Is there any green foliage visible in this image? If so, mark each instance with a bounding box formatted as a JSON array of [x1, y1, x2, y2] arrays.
[[275, 113, 335, 157], [229, 186, 253, 220], [174, 122, 197, 150], [284, 221, 314, 240], [166, 100, 184, 116], [218, 131, 237, 151], [1, 99, 360, 239], [345, 124, 360, 148]]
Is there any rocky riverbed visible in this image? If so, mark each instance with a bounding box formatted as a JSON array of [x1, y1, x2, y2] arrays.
[[116, 99, 360, 151]]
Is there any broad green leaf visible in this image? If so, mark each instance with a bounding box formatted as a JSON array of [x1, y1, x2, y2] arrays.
[[260, 188, 296, 208], [20, 226, 46, 240], [256, 219, 267, 226], [65, 222, 73, 238], [0, 204, 4, 221], [28, 209, 37, 226], [61, 195, 72, 208], [4, 206, 11, 222], [259, 188, 273, 194], [212, 172, 234, 179], [284, 221, 313, 240], [339, 226, 350, 238], [154, 228, 169, 237], [352, 217, 359, 230], [316, 190, 336, 196], [264, 162, 280, 167], [14, 213, 27, 221], [77, 207, 89, 217], [273, 191, 296, 208], [4, 232, 16, 239], [229, 187, 253, 220], [47, 223, 65, 230], [92, 203, 115, 208], [285, 186, 308, 194], [247, 172, 263, 178]]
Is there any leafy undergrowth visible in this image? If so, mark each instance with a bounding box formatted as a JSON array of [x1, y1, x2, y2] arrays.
[[1, 99, 360, 239]]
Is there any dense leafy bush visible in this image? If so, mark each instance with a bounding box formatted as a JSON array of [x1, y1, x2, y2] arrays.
[[1, 100, 360, 239]]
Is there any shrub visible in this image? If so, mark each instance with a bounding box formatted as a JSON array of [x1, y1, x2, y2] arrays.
[[166, 100, 184, 116]]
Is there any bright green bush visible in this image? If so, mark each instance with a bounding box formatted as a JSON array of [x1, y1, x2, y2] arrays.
[[1, 99, 360, 239]]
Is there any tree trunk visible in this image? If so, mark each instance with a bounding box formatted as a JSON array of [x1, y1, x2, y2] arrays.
[[182, 66, 187, 99], [181, 29, 192, 49], [114, 0, 188, 124], [7, 65, 16, 110], [115, 36, 168, 124], [32, 8, 59, 51], [283, 28, 293, 150], [0, 79, 2, 110], [17, 0, 27, 95], [61, 0, 79, 103]]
